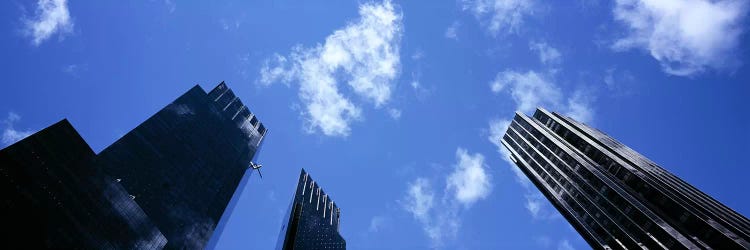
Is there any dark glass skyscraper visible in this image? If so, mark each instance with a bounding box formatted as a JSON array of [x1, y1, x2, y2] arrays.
[[0, 120, 166, 249], [97, 82, 267, 249], [277, 169, 346, 250], [0, 82, 266, 249], [501, 108, 750, 249]]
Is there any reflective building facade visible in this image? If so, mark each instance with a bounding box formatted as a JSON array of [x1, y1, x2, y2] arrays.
[[0, 120, 166, 249], [97, 82, 267, 249], [277, 169, 346, 250], [501, 108, 750, 249], [0, 82, 266, 249]]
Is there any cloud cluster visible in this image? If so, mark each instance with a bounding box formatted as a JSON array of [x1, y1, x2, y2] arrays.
[[461, 0, 536, 35], [402, 148, 491, 247], [24, 0, 73, 46], [2, 113, 34, 146], [612, 0, 748, 76], [260, 1, 402, 137]]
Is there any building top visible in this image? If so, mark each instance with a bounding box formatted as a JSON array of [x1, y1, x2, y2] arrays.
[[296, 168, 342, 231], [207, 81, 268, 145]]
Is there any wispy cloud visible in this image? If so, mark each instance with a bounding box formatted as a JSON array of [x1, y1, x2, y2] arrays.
[[461, 0, 536, 35], [490, 41, 589, 122], [62, 63, 87, 78], [490, 70, 562, 114], [164, 0, 176, 13], [490, 70, 593, 124], [369, 216, 387, 233], [403, 178, 459, 248], [612, 0, 748, 76], [2, 112, 34, 146], [529, 42, 561, 66], [259, 1, 402, 137], [388, 108, 402, 120], [403, 177, 437, 230], [402, 148, 491, 247], [411, 49, 424, 61], [23, 0, 73, 46], [557, 239, 576, 250], [604, 67, 636, 96], [445, 21, 460, 40]]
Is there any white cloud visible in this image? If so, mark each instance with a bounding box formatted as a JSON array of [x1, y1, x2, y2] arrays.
[[369, 216, 387, 233], [462, 0, 536, 35], [388, 108, 402, 120], [529, 42, 562, 66], [403, 178, 435, 223], [2, 112, 34, 146], [447, 148, 492, 207], [612, 0, 748, 76], [402, 148, 491, 247], [565, 90, 594, 124], [402, 177, 459, 247], [165, 0, 176, 13], [490, 70, 594, 124], [24, 0, 73, 46], [490, 70, 562, 114], [445, 21, 460, 40], [259, 1, 402, 137], [525, 194, 542, 218]]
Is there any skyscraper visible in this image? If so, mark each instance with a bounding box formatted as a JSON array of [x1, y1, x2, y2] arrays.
[[0, 120, 167, 249], [97, 82, 267, 249], [277, 169, 346, 250], [501, 108, 750, 249], [0, 82, 266, 249]]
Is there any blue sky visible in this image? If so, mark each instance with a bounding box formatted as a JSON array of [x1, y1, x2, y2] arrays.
[[2, 0, 750, 249]]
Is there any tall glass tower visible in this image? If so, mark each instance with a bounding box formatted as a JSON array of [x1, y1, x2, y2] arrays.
[[0, 82, 266, 249], [501, 108, 750, 249], [276, 169, 346, 250], [97, 82, 267, 249], [0, 120, 167, 249]]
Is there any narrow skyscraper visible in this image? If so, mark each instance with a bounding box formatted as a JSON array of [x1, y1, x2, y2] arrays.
[[277, 169, 346, 250], [97, 82, 267, 249], [501, 108, 750, 249]]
